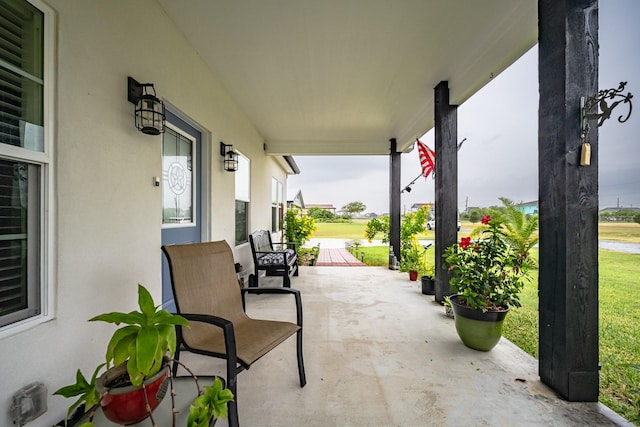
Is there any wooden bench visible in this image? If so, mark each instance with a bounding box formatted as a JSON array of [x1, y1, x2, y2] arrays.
[[249, 230, 299, 287]]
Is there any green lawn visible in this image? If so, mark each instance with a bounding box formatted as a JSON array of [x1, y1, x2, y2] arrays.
[[311, 220, 370, 240], [314, 220, 640, 423], [599, 222, 640, 243], [503, 249, 640, 423], [312, 220, 434, 241]]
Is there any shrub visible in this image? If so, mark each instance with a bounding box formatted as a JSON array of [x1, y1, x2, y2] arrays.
[[284, 208, 316, 251]]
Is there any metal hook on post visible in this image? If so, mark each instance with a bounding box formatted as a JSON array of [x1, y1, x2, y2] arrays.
[[580, 81, 634, 140]]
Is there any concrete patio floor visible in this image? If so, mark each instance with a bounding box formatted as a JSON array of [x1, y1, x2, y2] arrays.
[[96, 266, 631, 426]]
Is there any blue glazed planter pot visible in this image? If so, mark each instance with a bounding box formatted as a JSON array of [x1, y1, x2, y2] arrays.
[[449, 294, 509, 351]]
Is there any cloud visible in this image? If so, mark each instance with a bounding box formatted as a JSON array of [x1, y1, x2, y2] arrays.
[[288, 1, 640, 214]]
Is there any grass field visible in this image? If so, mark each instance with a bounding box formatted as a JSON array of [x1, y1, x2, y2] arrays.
[[599, 222, 640, 243], [503, 249, 640, 423], [313, 220, 640, 244], [313, 220, 640, 423]]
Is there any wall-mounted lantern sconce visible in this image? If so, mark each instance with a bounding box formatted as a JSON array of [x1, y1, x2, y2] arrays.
[[127, 76, 165, 135], [220, 142, 238, 172]]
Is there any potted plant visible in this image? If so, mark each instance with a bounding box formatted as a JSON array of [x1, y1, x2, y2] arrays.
[[400, 242, 423, 281], [364, 207, 429, 276], [54, 284, 234, 426], [418, 243, 435, 295], [442, 215, 534, 351], [420, 263, 436, 295]]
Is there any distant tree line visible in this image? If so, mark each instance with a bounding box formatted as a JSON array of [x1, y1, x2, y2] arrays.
[[462, 206, 640, 224], [598, 208, 640, 223], [306, 201, 368, 223], [461, 205, 508, 224]]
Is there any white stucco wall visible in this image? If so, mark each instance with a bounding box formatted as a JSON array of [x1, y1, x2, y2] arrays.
[[0, 0, 290, 425]]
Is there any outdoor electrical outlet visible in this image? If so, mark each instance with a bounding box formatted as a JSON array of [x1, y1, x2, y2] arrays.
[[10, 382, 47, 426], [153, 176, 160, 187]]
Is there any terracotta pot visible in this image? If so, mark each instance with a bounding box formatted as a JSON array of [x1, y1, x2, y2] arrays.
[[449, 294, 509, 351], [409, 270, 419, 281], [96, 363, 170, 425]]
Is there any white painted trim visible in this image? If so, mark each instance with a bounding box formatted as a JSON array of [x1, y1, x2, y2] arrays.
[[0, 0, 56, 339]]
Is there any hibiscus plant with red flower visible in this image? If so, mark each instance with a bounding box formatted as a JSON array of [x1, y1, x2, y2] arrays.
[[443, 215, 532, 312]]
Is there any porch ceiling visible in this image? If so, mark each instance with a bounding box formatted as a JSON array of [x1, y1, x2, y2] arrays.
[[158, 0, 537, 155]]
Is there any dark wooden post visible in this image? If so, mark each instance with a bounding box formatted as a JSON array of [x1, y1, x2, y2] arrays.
[[389, 138, 401, 263], [538, 0, 599, 401], [434, 81, 458, 303]]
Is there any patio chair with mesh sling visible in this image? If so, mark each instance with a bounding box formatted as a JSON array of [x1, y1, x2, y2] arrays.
[[161, 240, 306, 427]]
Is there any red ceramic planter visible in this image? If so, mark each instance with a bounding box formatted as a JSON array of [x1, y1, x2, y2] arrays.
[[409, 270, 419, 281], [97, 363, 170, 425]]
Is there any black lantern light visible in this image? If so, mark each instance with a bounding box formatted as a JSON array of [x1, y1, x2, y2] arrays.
[[220, 142, 238, 172], [127, 77, 165, 135]]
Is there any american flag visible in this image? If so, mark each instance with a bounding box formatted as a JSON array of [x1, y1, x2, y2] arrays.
[[416, 139, 435, 178]]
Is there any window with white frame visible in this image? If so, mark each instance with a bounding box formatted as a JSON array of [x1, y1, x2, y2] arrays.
[[0, 0, 53, 331], [234, 152, 249, 245], [271, 178, 283, 232]]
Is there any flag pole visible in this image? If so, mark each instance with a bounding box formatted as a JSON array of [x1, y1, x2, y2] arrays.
[[401, 173, 425, 193], [402, 137, 467, 192]]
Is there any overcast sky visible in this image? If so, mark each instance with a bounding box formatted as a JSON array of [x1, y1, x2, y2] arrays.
[[288, 0, 639, 215]]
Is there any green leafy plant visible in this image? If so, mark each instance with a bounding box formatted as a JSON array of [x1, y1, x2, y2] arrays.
[[341, 201, 367, 218], [187, 377, 235, 426], [53, 364, 104, 427], [297, 245, 320, 266], [443, 215, 533, 311], [89, 284, 189, 387], [364, 215, 389, 243], [365, 207, 430, 270], [55, 285, 234, 427], [420, 262, 435, 279], [307, 206, 335, 221], [400, 242, 423, 272], [489, 197, 539, 268], [284, 207, 316, 252]]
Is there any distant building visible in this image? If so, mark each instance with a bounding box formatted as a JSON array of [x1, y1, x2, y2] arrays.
[[411, 202, 433, 212], [287, 189, 305, 210], [514, 200, 538, 215]]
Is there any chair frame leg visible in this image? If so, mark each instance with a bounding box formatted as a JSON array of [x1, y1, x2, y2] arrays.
[[296, 328, 306, 387]]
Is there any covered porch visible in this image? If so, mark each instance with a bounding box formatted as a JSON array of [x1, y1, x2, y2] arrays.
[[95, 267, 627, 426], [0, 0, 612, 424]]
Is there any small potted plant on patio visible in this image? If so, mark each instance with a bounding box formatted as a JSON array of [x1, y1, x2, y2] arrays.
[[419, 243, 435, 295], [54, 284, 233, 426], [400, 242, 423, 281], [442, 215, 534, 351], [420, 263, 436, 295]]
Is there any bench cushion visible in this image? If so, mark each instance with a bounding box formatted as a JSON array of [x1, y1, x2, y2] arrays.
[[257, 249, 296, 266]]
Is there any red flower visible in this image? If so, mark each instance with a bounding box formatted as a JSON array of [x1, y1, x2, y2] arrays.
[[459, 237, 472, 249], [481, 215, 492, 225]]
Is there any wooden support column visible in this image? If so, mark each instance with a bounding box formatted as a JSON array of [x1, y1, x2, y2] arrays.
[[538, 0, 599, 401], [434, 81, 458, 303], [389, 138, 401, 263]]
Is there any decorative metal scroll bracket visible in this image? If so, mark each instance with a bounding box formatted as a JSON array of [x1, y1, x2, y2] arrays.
[[580, 81, 633, 140]]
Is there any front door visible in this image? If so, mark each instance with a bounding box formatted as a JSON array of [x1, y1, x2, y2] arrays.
[[161, 111, 202, 311]]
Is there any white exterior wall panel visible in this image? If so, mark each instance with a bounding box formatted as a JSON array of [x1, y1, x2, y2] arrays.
[[0, 1, 288, 424]]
